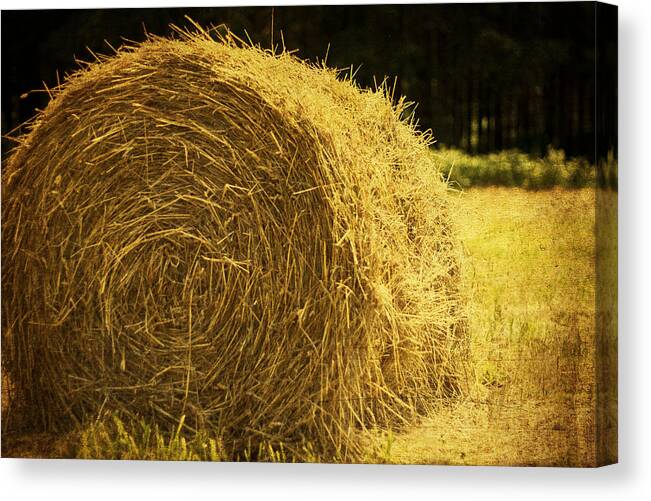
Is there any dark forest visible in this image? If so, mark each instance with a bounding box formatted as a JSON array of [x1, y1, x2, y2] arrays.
[[1, 2, 617, 162]]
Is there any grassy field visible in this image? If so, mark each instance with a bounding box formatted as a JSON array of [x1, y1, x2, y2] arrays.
[[432, 147, 618, 191], [2, 186, 615, 464], [387, 187, 608, 466]]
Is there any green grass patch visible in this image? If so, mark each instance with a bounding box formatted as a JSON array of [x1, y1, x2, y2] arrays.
[[75, 414, 390, 463], [434, 148, 606, 189]]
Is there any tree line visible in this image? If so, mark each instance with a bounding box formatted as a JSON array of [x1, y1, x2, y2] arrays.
[[2, 3, 617, 163]]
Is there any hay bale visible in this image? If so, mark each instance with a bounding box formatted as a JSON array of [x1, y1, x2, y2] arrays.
[[1, 28, 466, 460]]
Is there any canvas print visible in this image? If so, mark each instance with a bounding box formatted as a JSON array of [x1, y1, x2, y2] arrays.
[[0, 2, 617, 466]]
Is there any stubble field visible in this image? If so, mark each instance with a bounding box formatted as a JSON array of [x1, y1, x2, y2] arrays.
[[389, 187, 616, 466]]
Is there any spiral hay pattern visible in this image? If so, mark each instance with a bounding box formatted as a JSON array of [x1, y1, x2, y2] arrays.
[[2, 28, 466, 460]]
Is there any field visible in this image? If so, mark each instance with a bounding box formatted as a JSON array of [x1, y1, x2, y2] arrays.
[[389, 187, 613, 466], [2, 182, 616, 465]]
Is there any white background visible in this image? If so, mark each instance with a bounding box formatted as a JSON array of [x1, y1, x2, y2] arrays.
[[1, 1, 649, 500]]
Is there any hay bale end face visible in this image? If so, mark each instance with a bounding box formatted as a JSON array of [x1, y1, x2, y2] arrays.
[[1, 29, 466, 460]]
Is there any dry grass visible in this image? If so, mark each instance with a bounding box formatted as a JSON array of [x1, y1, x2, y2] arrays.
[[1, 27, 465, 461], [389, 187, 616, 466]]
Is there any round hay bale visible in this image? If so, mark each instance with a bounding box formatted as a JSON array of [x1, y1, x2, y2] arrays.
[[1, 29, 466, 460]]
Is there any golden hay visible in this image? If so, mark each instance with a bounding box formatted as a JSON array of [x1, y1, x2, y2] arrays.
[[1, 28, 466, 460]]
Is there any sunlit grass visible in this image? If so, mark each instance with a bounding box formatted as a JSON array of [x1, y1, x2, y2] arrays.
[[75, 413, 397, 463], [388, 187, 616, 466], [434, 147, 599, 189], [77, 415, 225, 461]]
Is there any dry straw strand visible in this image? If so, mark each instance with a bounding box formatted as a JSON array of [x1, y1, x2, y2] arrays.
[[2, 25, 467, 461]]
